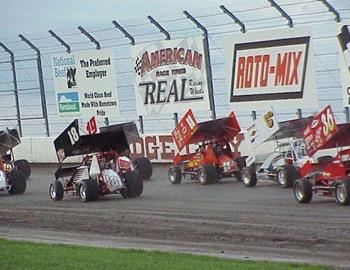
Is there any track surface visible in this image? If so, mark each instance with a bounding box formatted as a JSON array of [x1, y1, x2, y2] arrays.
[[0, 164, 349, 269]]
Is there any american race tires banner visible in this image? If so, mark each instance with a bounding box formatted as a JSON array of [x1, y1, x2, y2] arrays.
[[52, 49, 119, 120], [337, 23, 350, 107], [223, 27, 317, 110], [131, 36, 210, 115]]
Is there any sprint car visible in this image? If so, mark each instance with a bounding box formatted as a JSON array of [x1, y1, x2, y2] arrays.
[[242, 110, 314, 188], [49, 120, 152, 202], [168, 109, 245, 185], [0, 128, 27, 195], [294, 105, 350, 205]]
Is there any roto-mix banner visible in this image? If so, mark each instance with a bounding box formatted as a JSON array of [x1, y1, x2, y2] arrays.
[[337, 24, 350, 107], [131, 36, 210, 115], [52, 49, 119, 120], [223, 27, 317, 110]]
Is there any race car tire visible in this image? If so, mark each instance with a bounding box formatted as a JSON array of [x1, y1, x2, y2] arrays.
[[168, 166, 182, 184], [121, 171, 143, 198], [242, 166, 257, 187], [278, 165, 299, 188], [294, 179, 312, 203], [14, 159, 31, 179], [7, 170, 26, 195], [198, 164, 217, 185], [49, 181, 64, 201], [134, 157, 153, 180], [335, 180, 350, 206], [79, 179, 99, 202], [233, 156, 247, 181]]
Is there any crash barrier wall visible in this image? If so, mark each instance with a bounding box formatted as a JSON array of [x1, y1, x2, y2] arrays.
[[12, 134, 258, 163], [0, 0, 349, 137], [14, 134, 336, 164]]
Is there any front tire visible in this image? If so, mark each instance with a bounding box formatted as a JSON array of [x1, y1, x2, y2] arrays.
[[277, 165, 299, 188], [242, 166, 257, 187], [198, 165, 217, 185], [168, 166, 182, 184], [233, 156, 246, 181], [79, 179, 99, 202], [14, 159, 31, 179], [134, 157, 153, 180], [294, 179, 312, 203], [121, 171, 143, 198], [8, 170, 26, 195], [335, 180, 350, 206], [49, 181, 64, 201]]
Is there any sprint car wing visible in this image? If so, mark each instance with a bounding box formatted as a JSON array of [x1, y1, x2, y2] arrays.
[[172, 110, 241, 151], [268, 117, 313, 141], [0, 128, 20, 155], [54, 120, 139, 162]]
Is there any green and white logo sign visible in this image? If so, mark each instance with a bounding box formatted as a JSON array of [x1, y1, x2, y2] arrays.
[[57, 92, 80, 113]]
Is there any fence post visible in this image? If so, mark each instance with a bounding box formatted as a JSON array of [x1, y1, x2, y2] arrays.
[[48, 30, 71, 53], [184, 10, 216, 120], [18, 34, 50, 137], [319, 0, 340, 22], [78, 26, 101, 50], [345, 107, 350, 123], [297, 109, 302, 119], [219, 5, 246, 33], [0, 41, 22, 136]]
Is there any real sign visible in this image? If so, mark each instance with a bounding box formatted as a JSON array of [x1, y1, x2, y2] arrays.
[[131, 36, 210, 115], [52, 49, 119, 120], [337, 23, 350, 107], [223, 27, 317, 110]]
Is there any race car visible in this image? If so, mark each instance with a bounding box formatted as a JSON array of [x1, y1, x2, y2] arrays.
[[0, 128, 27, 195], [242, 110, 313, 188], [294, 105, 350, 205], [168, 109, 245, 185], [49, 120, 152, 202]]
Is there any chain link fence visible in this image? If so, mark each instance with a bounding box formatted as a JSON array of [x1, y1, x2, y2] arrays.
[[0, 0, 349, 136]]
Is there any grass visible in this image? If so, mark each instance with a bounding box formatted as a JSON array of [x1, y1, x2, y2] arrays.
[[0, 238, 331, 270]]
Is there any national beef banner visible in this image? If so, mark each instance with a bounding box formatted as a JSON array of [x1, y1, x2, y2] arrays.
[[223, 27, 317, 111], [337, 23, 350, 107], [51, 49, 119, 121], [131, 36, 210, 115]]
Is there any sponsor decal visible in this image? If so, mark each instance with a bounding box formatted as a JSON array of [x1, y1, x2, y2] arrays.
[[57, 92, 80, 113]]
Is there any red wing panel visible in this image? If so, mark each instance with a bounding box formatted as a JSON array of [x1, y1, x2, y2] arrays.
[[172, 109, 198, 152], [302, 105, 337, 156], [172, 110, 241, 151]]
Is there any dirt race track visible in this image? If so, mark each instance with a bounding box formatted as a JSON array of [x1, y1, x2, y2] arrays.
[[0, 164, 350, 269]]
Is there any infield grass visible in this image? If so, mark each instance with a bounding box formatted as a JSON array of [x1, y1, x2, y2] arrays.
[[0, 238, 331, 270]]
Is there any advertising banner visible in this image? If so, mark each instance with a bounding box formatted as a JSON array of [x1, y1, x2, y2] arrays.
[[52, 49, 119, 120], [223, 27, 317, 110], [131, 36, 210, 115], [337, 23, 350, 107]]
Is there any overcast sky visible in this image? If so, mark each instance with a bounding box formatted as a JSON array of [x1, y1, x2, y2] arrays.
[[0, 0, 236, 40]]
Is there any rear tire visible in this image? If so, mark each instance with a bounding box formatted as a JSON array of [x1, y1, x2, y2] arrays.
[[335, 180, 350, 206], [134, 157, 153, 180], [79, 179, 99, 202], [242, 166, 257, 187], [277, 165, 299, 188], [233, 156, 246, 181], [168, 166, 182, 184], [49, 181, 64, 201], [198, 165, 217, 185], [8, 170, 26, 195], [294, 179, 312, 203], [14, 159, 31, 179], [121, 171, 143, 198]]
